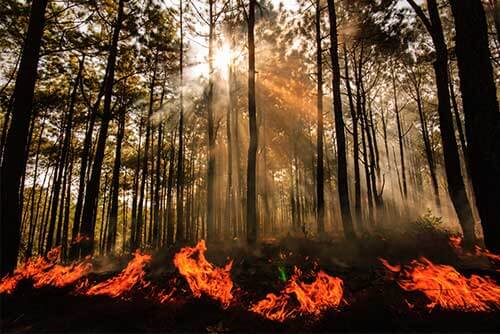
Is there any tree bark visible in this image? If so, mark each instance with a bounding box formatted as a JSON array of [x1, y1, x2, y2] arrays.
[[315, 0, 325, 236], [1, 0, 48, 274], [79, 0, 125, 256], [246, 0, 258, 244], [450, 0, 500, 252], [327, 0, 355, 240]]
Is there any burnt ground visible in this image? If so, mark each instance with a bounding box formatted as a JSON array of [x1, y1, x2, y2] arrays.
[[1, 231, 500, 333]]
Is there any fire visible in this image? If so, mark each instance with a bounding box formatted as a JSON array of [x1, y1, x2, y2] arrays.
[[250, 267, 344, 322], [173, 240, 233, 307], [85, 250, 151, 298], [448, 235, 500, 265], [0, 248, 91, 294], [381, 257, 500, 311]]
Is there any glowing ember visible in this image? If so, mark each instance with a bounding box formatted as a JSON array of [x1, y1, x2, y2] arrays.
[[381, 257, 500, 311], [85, 250, 151, 298], [250, 267, 344, 322], [0, 248, 91, 294], [173, 240, 233, 307]]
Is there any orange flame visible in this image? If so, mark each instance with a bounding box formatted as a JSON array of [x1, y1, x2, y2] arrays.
[[85, 250, 151, 298], [250, 267, 344, 322], [381, 257, 500, 311], [173, 240, 233, 307], [0, 248, 91, 294], [448, 235, 500, 265]]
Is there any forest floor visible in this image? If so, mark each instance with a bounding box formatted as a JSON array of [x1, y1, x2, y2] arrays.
[[1, 230, 499, 333]]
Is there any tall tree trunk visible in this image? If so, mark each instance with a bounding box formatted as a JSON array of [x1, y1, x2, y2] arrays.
[[315, 0, 325, 236], [176, 1, 185, 244], [391, 70, 408, 200], [327, 0, 355, 240], [135, 53, 158, 249], [344, 44, 361, 227], [408, 0, 475, 246], [47, 57, 83, 252], [79, 0, 125, 257], [416, 85, 440, 208], [26, 119, 46, 258], [246, 0, 258, 245], [106, 98, 126, 254], [166, 143, 176, 245], [450, 0, 500, 252], [0, 0, 48, 274], [206, 0, 217, 242]]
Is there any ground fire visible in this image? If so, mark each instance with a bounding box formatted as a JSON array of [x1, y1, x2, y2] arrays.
[[83, 250, 152, 298], [250, 267, 344, 322], [381, 257, 500, 312], [0, 247, 92, 294], [173, 240, 234, 307]]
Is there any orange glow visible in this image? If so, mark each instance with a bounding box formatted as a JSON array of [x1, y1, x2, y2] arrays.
[[85, 250, 151, 298], [250, 267, 344, 322], [379, 258, 401, 273], [448, 235, 500, 265], [173, 240, 233, 307], [0, 247, 91, 294], [381, 257, 500, 311]]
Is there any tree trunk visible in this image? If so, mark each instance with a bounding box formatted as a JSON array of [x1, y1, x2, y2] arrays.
[[327, 0, 355, 240], [450, 0, 500, 252], [407, 0, 476, 246], [207, 0, 217, 242], [315, 0, 325, 236], [106, 97, 126, 254], [246, 0, 258, 245], [0, 0, 48, 274], [79, 0, 125, 257], [176, 0, 185, 244]]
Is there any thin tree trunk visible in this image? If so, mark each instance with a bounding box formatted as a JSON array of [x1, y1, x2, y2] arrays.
[[79, 0, 125, 257], [327, 0, 355, 240], [315, 0, 325, 236], [246, 0, 258, 244]]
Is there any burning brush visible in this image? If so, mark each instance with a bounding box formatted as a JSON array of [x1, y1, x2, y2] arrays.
[[0, 247, 92, 294], [82, 250, 152, 298], [250, 267, 344, 322], [173, 240, 234, 307], [380, 257, 500, 312]]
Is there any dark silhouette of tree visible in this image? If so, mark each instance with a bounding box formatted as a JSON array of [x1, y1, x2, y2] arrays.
[[1, 0, 48, 275], [450, 0, 500, 252]]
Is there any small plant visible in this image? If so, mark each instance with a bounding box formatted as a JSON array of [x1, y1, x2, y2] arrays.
[[416, 209, 445, 232]]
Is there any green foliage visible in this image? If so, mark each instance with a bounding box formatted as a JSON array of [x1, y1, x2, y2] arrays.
[[415, 209, 445, 232]]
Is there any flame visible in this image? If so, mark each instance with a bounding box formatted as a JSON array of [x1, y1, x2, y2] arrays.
[[379, 258, 401, 273], [250, 267, 344, 322], [0, 248, 91, 294], [448, 235, 500, 265], [173, 240, 233, 307], [85, 250, 151, 298], [381, 257, 500, 311]]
